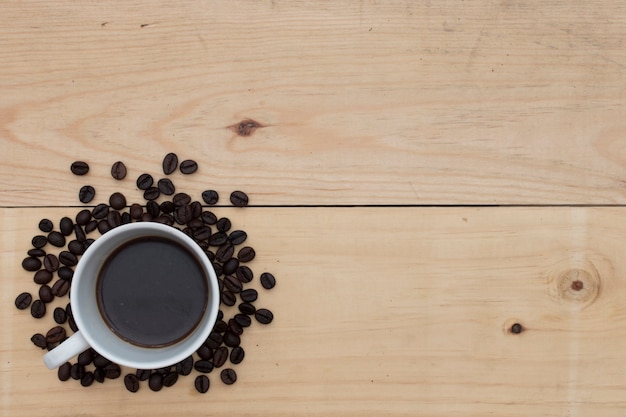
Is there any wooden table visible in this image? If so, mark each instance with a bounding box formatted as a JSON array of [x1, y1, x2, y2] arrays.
[[2, 1, 626, 416]]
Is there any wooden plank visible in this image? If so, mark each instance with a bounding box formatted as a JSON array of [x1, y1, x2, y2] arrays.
[[2, 1, 626, 206], [3, 206, 626, 416]]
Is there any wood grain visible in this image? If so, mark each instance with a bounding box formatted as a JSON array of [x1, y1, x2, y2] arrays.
[[3, 207, 626, 416], [2, 1, 626, 206]]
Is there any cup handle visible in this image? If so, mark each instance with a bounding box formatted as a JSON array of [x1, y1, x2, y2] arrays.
[[43, 331, 89, 369]]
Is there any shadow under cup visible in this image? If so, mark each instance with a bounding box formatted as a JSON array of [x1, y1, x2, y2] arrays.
[[70, 223, 220, 369]]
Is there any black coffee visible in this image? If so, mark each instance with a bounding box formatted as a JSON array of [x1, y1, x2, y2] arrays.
[[96, 236, 208, 347]]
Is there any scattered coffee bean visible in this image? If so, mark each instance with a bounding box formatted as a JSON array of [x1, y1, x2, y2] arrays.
[[216, 217, 231, 232], [240, 288, 258, 303], [230, 346, 245, 365], [190, 201, 202, 219], [31, 333, 47, 349], [71, 363, 85, 380], [128, 203, 142, 220], [201, 210, 217, 225], [173, 192, 191, 206], [213, 347, 229, 368], [27, 248, 46, 257], [148, 373, 163, 392], [224, 275, 242, 293], [143, 187, 160, 201], [53, 307, 67, 324], [38, 218, 54, 233], [215, 244, 234, 263], [162, 152, 178, 175], [43, 254, 59, 272], [155, 366, 172, 375], [91, 204, 108, 220], [47, 231, 66, 247], [51, 279, 70, 297], [68, 316, 78, 332], [109, 192, 127, 210], [239, 302, 256, 316], [201, 190, 219, 205], [163, 372, 179, 387], [220, 368, 237, 385], [179, 159, 198, 174], [194, 375, 210, 393], [78, 185, 95, 203], [31, 235, 48, 249], [84, 220, 97, 234], [136, 173, 154, 190], [223, 258, 239, 276], [228, 318, 243, 336], [134, 368, 150, 381], [68, 240, 84, 256], [75, 209, 92, 226], [22, 256, 42, 271], [46, 326, 66, 344], [209, 232, 228, 247], [74, 224, 86, 242], [39, 285, 54, 303], [255, 308, 274, 324], [58, 266, 74, 281], [59, 251, 78, 267], [260, 272, 276, 289], [15, 292, 32, 310], [230, 190, 249, 207], [58, 362, 72, 381], [93, 368, 106, 383], [228, 230, 247, 245], [237, 246, 256, 263], [121, 212, 131, 224], [81, 371, 95, 387], [194, 360, 214, 374], [157, 178, 175, 195], [97, 220, 112, 234], [214, 319, 229, 333], [77, 349, 94, 366], [70, 161, 89, 176], [30, 300, 46, 318], [176, 356, 194, 376], [124, 374, 140, 392], [236, 266, 253, 283], [221, 290, 236, 306], [59, 217, 74, 236], [107, 210, 122, 228], [223, 331, 241, 348], [104, 363, 122, 379], [196, 344, 213, 360], [111, 161, 127, 180], [174, 205, 192, 224], [234, 313, 252, 328], [33, 269, 53, 285]]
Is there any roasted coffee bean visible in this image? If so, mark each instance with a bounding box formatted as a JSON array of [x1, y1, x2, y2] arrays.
[[104, 363, 122, 379], [32, 235, 48, 249], [43, 254, 59, 272], [143, 187, 160, 201], [154, 366, 171, 375], [107, 210, 122, 228], [154, 215, 173, 225], [236, 266, 253, 283], [48, 231, 66, 247], [68, 240, 85, 256], [59, 251, 78, 267], [75, 209, 92, 226], [196, 344, 213, 360], [216, 217, 231, 232], [214, 319, 229, 333], [160, 200, 175, 214], [190, 201, 202, 219], [188, 217, 204, 229], [98, 220, 112, 234], [205, 250, 215, 262], [224, 275, 242, 293], [222, 258, 239, 276], [162, 152, 178, 175], [175, 356, 194, 376], [223, 331, 240, 348], [173, 192, 191, 206], [58, 266, 74, 281], [85, 220, 98, 234], [30, 300, 46, 318], [239, 302, 256, 316], [22, 256, 42, 271], [124, 374, 140, 392], [220, 368, 237, 385], [230, 346, 245, 365], [205, 332, 223, 350], [240, 288, 258, 303], [148, 373, 163, 392], [213, 347, 228, 368], [78, 185, 95, 203], [15, 292, 32, 309], [209, 232, 228, 247], [260, 272, 276, 289], [53, 307, 67, 324], [68, 316, 78, 332], [77, 349, 94, 366], [71, 161, 89, 176], [91, 204, 109, 220], [179, 159, 198, 174], [135, 369, 151, 381], [230, 190, 249, 207], [80, 371, 95, 387], [228, 319, 243, 336], [162, 372, 178, 387], [228, 230, 247, 245], [31, 333, 47, 349], [27, 248, 46, 257], [136, 173, 154, 190], [109, 192, 127, 210], [194, 360, 214, 374], [39, 285, 54, 303], [201, 211, 217, 225], [237, 246, 256, 263], [234, 313, 252, 328], [255, 308, 274, 324], [59, 217, 74, 236], [121, 212, 131, 224], [129, 203, 143, 219], [73, 224, 86, 242], [65, 303, 72, 318], [157, 178, 175, 195], [111, 161, 127, 180], [140, 213, 153, 222], [52, 279, 70, 296], [195, 375, 210, 393], [93, 368, 106, 383], [71, 363, 85, 380], [201, 190, 219, 205], [146, 200, 159, 217], [34, 269, 53, 285], [46, 326, 66, 344], [39, 218, 54, 233], [221, 290, 236, 306], [84, 238, 95, 249], [215, 244, 234, 263], [217, 310, 224, 321], [58, 362, 72, 381], [193, 226, 211, 241], [174, 205, 192, 224]]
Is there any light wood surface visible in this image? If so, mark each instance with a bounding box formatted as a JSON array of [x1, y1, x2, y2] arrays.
[[3, 1, 626, 416]]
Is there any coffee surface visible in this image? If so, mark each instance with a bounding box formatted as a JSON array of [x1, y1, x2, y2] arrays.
[[96, 237, 208, 347]]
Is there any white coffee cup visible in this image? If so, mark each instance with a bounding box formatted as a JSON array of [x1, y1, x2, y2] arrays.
[[43, 222, 220, 370]]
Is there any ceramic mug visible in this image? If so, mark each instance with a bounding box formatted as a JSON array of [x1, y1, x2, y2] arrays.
[[43, 222, 220, 370]]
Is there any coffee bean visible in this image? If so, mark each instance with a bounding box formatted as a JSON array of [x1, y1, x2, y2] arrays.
[[58, 266, 74, 281], [255, 308, 274, 324], [93, 368, 105, 383], [162, 152, 178, 175], [140, 212, 153, 222], [260, 272, 276, 289], [230, 346, 245, 365], [46, 326, 66, 344], [107, 210, 122, 228], [162, 372, 178, 387], [74, 224, 86, 242], [215, 244, 234, 263], [159, 201, 174, 214], [75, 209, 92, 226], [196, 344, 213, 360], [190, 217, 205, 229], [234, 313, 252, 328], [30, 300, 46, 318], [195, 375, 210, 393], [194, 360, 214, 374], [201, 190, 219, 205], [217, 310, 224, 321], [104, 363, 121, 379], [237, 246, 256, 263], [85, 220, 98, 233], [240, 288, 258, 303], [221, 290, 236, 306], [68, 316, 78, 332], [222, 258, 239, 276], [59, 251, 78, 267], [205, 332, 223, 350], [111, 161, 127, 180], [216, 217, 231, 232], [27, 248, 46, 257], [176, 356, 194, 375], [90, 205, 108, 221], [230, 190, 249, 207], [59, 217, 74, 236], [201, 211, 217, 225], [238, 302, 256, 316], [135, 369, 151, 381], [70, 161, 89, 176], [228, 318, 243, 336], [236, 266, 253, 283], [78, 185, 95, 203], [43, 254, 59, 272], [143, 187, 160, 201], [15, 292, 32, 309], [148, 373, 163, 391], [136, 173, 154, 190], [124, 374, 140, 392], [109, 192, 127, 210], [47, 231, 66, 247], [223, 331, 240, 348], [179, 159, 198, 174], [173, 192, 191, 206], [220, 368, 237, 385], [97, 220, 112, 234], [53, 307, 67, 324], [190, 201, 202, 219], [34, 269, 53, 285], [31, 235, 48, 249], [71, 363, 85, 380], [31, 333, 47, 349], [81, 371, 95, 387], [121, 212, 131, 224], [67, 240, 84, 256], [193, 226, 211, 241], [224, 275, 242, 293], [51, 279, 70, 296], [128, 203, 142, 220], [39, 285, 54, 303], [174, 205, 192, 224], [144, 200, 158, 218], [228, 230, 247, 245], [209, 232, 228, 247], [83, 238, 94, 250], [77, 349, 94, 366], [154, 366, 171, 375], [58, 362, 72, 381], [39, 218, 54, 233], [22, 256, 42, 271], [157, 178, 175, 195], [213, 347, 228, 368], [214, 319, 228, 333]]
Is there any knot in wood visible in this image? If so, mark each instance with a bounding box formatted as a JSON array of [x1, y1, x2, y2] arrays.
[[549, 265, 600, 309]]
